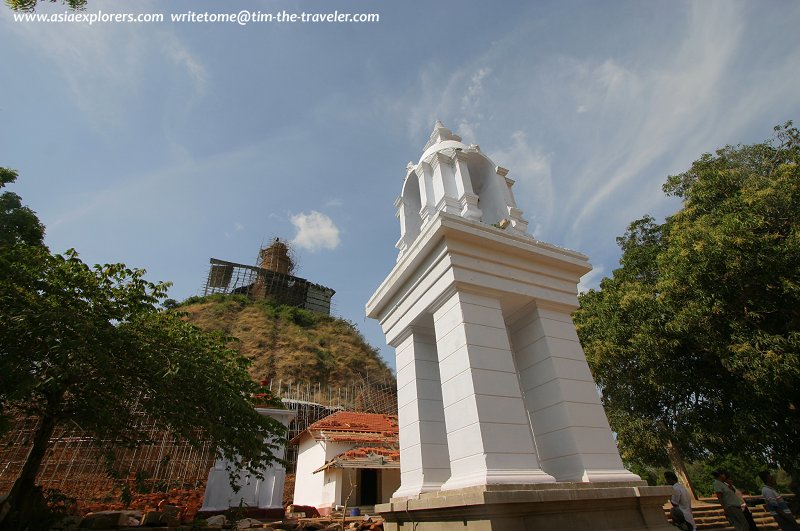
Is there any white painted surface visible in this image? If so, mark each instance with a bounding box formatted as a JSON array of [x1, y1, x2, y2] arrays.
[[366, 122, 639, 497], [292, 437, 356, 509], [432, 290, 554, 490], [507, 304, 638, 482], [292, 435, 328, 507], [393, 329, 450, 498], [200, 408, 295, 512]]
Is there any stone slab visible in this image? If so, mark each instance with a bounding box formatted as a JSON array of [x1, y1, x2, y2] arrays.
[[378, 483, 673, 531]]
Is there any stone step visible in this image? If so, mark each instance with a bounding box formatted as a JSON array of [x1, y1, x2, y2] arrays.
[[664, 503, 789, 530], [689, 522, 779, 530]]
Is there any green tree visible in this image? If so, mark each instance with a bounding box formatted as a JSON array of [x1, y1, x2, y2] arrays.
[[5, 0, 86, 12], [575, 217, 725, 495], [0, 170, 284, 528], [659, 123, 800, 473], [0, 168, 44, 247], [575, 123, 800, 485]]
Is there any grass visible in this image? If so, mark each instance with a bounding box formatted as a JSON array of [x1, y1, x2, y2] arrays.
[[175, 294, 394, 389]]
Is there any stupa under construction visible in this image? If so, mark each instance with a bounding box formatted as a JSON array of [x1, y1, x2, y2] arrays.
[[202, 238, 335, 315]]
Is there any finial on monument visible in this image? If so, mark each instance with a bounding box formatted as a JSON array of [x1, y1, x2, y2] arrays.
[[423, 120, 462, 151]]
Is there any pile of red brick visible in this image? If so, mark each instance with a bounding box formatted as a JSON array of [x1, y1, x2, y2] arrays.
[[77, 487, 205, 522]]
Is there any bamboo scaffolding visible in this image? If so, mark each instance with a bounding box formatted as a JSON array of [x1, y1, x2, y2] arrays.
[[0, 374, 396, 503]]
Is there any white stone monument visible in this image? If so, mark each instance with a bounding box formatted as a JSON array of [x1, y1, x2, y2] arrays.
[[200, 407, 295, 517], [366, 122, 671, 530]]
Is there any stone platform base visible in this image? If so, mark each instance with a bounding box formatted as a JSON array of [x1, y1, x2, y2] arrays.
[[377, 482, 673, 531]]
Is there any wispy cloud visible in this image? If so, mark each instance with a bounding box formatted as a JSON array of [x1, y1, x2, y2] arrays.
[[461, 67, 490, 112], [383, 0, 800, 263], [2, 3, 206, 126], [488, 131, 552, 238], [163, 31, 207, 95], [387, 63, 495, 145], [458, 67, 491, 143], [290, 211, 341, 252], [566, 2, 747, 239]]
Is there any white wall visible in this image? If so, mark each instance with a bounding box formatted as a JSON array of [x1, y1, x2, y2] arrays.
[[293, 438, 359, 510], [201, 408, 294, 512], [292, 436, 327, 507]]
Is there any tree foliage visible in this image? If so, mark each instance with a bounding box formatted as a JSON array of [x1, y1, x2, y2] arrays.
[[0, 170, 284, 527], [5, 0, 86, 12], [0, 168, 44, 248], [574, 123, 800, 475]]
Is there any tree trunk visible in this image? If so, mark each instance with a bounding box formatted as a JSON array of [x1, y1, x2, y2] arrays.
[[0, 413, 58, 528], [666, 438, 698, 501]]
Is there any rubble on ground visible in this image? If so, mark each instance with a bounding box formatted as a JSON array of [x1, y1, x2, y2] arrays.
[[66, 509, 383, 530]]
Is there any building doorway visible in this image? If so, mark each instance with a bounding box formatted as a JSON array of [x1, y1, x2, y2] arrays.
[[358, 469, 378, 506]]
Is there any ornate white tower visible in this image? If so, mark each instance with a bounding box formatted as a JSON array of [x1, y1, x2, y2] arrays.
[[367, 123, 671, 530]]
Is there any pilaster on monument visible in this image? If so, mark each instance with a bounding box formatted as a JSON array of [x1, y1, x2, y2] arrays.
[[453, 151, 482, 221], [414, 162, 437, 227], [392, 325, 450, 498], [393, 195, 410, 256], [507, 299, 642, 483], [495, 166, 529, 234], [431, 289, 555, 490], [429, 151, 457, 198]]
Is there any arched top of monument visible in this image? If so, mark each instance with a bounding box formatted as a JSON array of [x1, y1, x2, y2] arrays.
[[394, 121, 531, 259], [416, 121, 501, 168]]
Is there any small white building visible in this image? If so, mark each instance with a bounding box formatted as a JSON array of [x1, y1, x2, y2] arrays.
[[291, 411, 400, 515], [200, 407, 295, 515]]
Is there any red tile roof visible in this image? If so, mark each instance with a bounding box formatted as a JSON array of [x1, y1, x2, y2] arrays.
[[313, 446, 400, 473], [291, 411, 398, 445]]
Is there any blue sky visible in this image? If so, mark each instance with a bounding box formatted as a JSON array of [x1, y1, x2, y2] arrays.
[[2, 0, 799, 371]]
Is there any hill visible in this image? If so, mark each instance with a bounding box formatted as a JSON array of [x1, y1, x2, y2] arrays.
[[176, 294, 394, 389]]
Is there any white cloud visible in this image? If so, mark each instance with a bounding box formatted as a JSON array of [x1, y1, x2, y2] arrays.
[[457, 120, 478, 144], [461, 67, 490, 111], [578, 265, 606, 294], [290, 211, 341, 252], [594, 59, 641, 100]]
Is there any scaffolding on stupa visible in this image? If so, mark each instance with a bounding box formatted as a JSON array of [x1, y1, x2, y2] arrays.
[[203, 238, 335, 315]]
